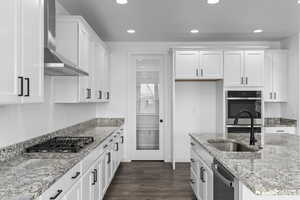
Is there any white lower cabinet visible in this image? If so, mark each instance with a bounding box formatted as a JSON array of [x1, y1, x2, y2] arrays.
[[39, 129, 124, 200], [63, 180, 82, 200], [191, 138, 213, 200]]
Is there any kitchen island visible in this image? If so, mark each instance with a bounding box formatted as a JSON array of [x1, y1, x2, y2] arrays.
[[190, 133, 300, 200]]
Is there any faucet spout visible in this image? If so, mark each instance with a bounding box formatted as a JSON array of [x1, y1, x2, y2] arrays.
[[234, 110, 257, 146]]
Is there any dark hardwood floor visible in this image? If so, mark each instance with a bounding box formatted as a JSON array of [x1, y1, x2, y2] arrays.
[[104, 162, 194, 200]]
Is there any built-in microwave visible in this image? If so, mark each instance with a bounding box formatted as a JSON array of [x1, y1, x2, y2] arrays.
[[226, 90, 262, 128]]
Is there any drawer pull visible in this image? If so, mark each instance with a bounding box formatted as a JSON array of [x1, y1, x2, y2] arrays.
[[276, 130, 285, 133], [50, 190, 63, 200], [121, 136, 124, 144], [71, 172, 80, 179]]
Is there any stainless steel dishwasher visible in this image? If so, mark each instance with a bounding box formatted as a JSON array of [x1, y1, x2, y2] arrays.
[[212, 159, 235, 200]]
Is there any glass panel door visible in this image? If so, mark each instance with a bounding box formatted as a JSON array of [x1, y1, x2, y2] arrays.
[[133, 55, 164, 160], [136, 71, 160, 150]]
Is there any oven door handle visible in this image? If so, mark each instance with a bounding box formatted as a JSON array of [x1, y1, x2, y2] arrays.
[[212, 164, 234, 188]]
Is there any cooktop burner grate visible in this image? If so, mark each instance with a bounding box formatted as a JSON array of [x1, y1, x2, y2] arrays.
[[26, 136, 94, 153]]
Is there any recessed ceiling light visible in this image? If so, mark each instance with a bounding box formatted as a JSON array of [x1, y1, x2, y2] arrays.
[[116, 0, 128, 5], [127, 29, 136, 34], [207, 0, 220, 4], [190, 29, 199, 34], [253, 29, 263, 33]]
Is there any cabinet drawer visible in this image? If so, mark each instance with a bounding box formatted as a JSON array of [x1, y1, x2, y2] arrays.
[[191, 137, 213, 167], [39, 162, 82, 200], [265, 127, 296, 134], [82, 143, 105, 173]]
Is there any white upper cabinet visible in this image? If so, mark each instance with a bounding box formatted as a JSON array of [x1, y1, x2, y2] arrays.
[[244, 51, 264, 87], [20, 0, 44, 103], [264, 50, 288, 102], [0, 0, 43, 105], [175, 51, 199, 79], [200, 51, 223, 79], [0, 0, 21, 104], [224, 51, 244, 87], [224, 50, 264, 87], [175, 50, 223, 80], [54, 16, 110, 103]]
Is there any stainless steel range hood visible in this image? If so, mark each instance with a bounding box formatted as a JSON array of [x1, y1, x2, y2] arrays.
[[44, 0, 88, 76]]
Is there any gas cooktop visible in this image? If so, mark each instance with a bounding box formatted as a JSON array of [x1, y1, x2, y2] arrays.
[[26, 137, 94, 153]]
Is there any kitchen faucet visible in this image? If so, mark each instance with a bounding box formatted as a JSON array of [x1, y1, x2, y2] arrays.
[[234, 110, 257, 146]]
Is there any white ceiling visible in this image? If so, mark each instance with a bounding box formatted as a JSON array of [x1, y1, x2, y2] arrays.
[[58, 0, 300, 42]]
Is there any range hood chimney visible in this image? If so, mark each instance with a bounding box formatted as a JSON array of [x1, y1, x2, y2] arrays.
[[44, 0, 88, 76]]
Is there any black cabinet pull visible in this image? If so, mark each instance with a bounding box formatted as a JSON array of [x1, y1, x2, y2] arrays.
[[24, 78, 30, 97], [92, 169, 97, 185], [18, 76, 24, 96], [50, 190, 63, 200], [107, 152, 111, 164], [86, 88, 91, 99], [107, 92, 110, 100], [71, 172, 80, 179], [99, 90, 102, 99], [115, 143, 119, 151], [121, 136, 124, 144]]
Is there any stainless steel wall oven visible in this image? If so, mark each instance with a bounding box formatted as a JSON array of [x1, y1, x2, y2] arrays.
[[226, 90, 262, 134]]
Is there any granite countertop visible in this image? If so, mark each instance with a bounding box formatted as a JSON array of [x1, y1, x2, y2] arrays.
[[190, 133, 300, 196], [264, 118, 297, 127], [0, 126, 120, 200]]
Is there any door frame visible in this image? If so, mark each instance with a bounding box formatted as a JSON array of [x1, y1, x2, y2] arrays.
[[127, 52, 168, 161]]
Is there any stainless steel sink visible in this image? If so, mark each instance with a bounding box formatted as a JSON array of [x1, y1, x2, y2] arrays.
[[207, 139, 259, 152]]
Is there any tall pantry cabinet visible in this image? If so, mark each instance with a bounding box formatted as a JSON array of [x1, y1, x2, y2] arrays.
[[0, 0, 44, 104]]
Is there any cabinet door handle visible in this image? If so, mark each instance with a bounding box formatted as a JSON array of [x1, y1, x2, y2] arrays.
[[121, 136, 124, 144], [274, 92, 277, 100], [196, 68, 199, 76], [241, 77, 244, 85], [99, 90, 102, 99], [71, 172, 80, 179], [86, 88, 92, 99], [270, 92, 273, 99], [92, 169, 98, 185], [245, 77, 248, 85], [24, 78, 30, 97], [115, 143, 119, 151], [107, 152, 111, 164], [50, 190, 63, 200], [107, 92, 110, 100], [201, 69, 203, 77], [18, 76, 24, 96]]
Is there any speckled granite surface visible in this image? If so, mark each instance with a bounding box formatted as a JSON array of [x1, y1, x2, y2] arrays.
[[190, 133, 300, 196], [265, 118, 297, 127], [0, 118, 124, 200]]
